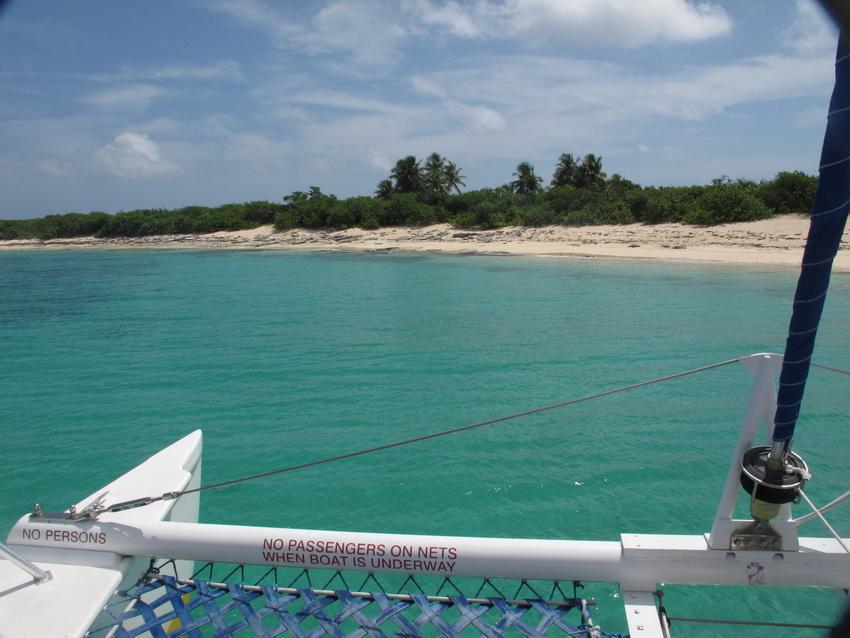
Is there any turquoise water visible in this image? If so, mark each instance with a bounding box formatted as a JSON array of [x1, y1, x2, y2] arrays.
[[1, 249, 849, 634]]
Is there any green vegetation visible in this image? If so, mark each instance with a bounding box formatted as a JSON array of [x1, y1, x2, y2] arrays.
[[551, 153, 606, 190], [0, 155, 819, 240], [0, 212, 110, 240], [510, 162, 543, 195], [0, 201, 284, 240], [97, 201, 283, 237], [757, 170, 819, 213]]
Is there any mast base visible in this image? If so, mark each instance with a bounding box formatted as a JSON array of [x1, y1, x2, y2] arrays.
[[739, 445, 808, 505], [730, 518, 783, 551]]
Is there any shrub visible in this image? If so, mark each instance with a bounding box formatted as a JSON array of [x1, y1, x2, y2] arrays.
[[36, 212, 110, 239], [563, 200, 635, 226], [0, 220, 32, 239], [516, 203, 558, 226], [326, 197, 369, 228], [98, 209, 174, 237], [446, 188, 522, 228], [683, 183, 773, 225], [375, 193, 433, 226], [758, 171, 818, 214], [640, 186, 705, 224], [545, 186, 602, 214], [274, 188, 338, 230]]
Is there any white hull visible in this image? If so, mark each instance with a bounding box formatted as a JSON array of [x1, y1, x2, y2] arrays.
[[0, 430, 202, 638]]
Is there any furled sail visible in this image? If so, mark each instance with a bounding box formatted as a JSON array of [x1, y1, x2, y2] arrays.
[[773, 36, 850, 446]]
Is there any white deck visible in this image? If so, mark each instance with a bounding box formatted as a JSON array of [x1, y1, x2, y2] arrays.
[[0, 430, 202, 638]]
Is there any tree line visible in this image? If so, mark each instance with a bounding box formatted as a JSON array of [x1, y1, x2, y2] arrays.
[[0, 201, 284, 240], [274, 154, 816, 231], [0, 153, 818, 240]]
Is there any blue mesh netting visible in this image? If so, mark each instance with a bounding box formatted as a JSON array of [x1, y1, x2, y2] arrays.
[[88, 574, 627, 638]]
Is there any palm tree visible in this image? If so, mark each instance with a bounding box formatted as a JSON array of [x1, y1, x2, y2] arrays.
[[510, 162, 542, 195], [551, 153, 578, 188], [390, 156, 421, 193], [575, 154, 606, 190], [375, 179, 394, 199], [424, 152, 445, 193], [443, 161, 466, 194]]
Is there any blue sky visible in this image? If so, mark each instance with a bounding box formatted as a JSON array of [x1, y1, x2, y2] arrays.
[[0, 0, 840, 218]]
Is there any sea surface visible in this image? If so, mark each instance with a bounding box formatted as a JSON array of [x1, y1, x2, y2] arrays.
[[1, 249, 849, 635]]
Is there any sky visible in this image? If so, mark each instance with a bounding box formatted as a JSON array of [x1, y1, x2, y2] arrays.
[[0, 0, 841, 219]]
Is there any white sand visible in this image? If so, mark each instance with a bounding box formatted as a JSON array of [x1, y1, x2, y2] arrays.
[[3, 215, 849, 271]]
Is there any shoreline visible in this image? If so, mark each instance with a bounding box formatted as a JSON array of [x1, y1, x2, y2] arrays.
[[2, 216, 849, 271]]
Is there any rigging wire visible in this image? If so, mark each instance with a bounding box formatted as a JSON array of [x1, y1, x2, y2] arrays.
[[797, 489, 850, 555], [106, 356, 743, 512], [812, 362, 850, 377], [794, 486, 850, 525], [788, 361, 850, 527]]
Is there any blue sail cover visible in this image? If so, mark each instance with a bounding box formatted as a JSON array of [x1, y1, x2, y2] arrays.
[[773, 37, 850, 443]]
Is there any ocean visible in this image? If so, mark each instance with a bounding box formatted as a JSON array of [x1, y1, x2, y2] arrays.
[[1, 248, 848, 635]]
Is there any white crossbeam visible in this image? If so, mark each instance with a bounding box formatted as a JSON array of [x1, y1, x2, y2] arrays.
[[7, 518, 850, 591], [622, 591, 668, 638]]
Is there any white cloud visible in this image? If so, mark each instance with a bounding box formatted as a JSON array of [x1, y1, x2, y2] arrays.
[[411, 76, 506, 131], [655, 53, 832, 120], [285, 89, 398, 114], [449, 103, 506, 131], [782, 0, 837, 58], [295, 109, 439, 170], [203, 0, 731, 85], [507, 0, 732, 47], [402, 0, 484, 38], [206, 0, 409, 70], [81, 84, 164, 111], [410, 76, 444, 98], [143, 61, 244, 81], [235, 17, 833, 194], [358, 45, 833, 174], [205, 0, 298, 40], [404, 0, 732, 47], [417, 48, 832, 128], [306, 1, 410, 67], [92, 61, 244, 83], [96, 132, 178, 178]]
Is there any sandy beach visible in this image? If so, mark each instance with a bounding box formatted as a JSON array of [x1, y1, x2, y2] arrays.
[[2, 215, 849, 271]]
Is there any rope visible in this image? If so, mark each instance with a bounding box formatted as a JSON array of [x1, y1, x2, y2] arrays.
[[794, 486, 850, 525], [106, 357, 743, 512], [797, 489, 850, 555], [666, 616, 831, 630]]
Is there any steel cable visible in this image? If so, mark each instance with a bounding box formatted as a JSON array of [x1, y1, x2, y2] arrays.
[[106, 356, 743, 512]]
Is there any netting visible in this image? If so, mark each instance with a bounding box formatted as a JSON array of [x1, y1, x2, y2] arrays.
[[87, 569, 627, 638]]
